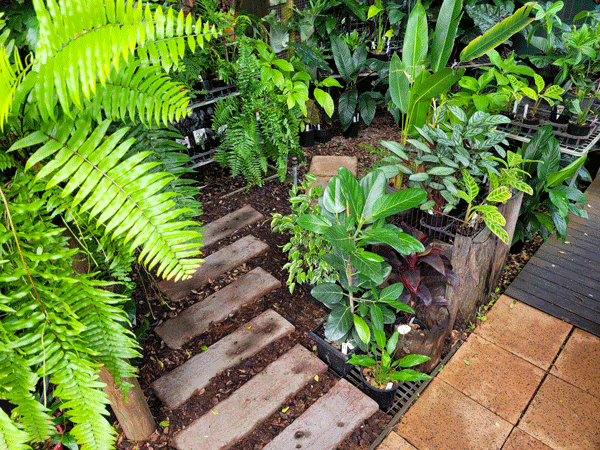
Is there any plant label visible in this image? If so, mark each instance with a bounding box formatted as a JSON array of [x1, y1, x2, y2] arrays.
[[176, 136, 191, 149]]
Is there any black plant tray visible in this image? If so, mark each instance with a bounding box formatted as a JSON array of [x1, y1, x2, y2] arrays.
[[308, 322, 355, 377]]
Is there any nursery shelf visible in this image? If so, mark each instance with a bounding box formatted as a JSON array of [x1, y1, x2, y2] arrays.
[[496, 100, 600, 157]]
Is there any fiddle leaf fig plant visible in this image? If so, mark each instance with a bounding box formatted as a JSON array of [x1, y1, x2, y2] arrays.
[[297, 168, 427, 344]]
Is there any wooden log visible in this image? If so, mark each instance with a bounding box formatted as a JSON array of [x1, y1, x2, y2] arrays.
[[446, 192, 523, 329], [98, 367, 156, 441]]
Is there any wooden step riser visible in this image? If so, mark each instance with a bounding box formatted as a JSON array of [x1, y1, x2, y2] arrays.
[[203, 205, 263, 248]]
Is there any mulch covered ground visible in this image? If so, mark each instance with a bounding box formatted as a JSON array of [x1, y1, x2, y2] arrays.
[[115, 114, 545, 450]]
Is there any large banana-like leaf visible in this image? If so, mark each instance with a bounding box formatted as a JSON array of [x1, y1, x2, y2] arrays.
[[31, 0, 219, 122], [460, 2, 536, 62], [11, 115, 203, 281], [402, 0, 428, 81], [430, 0, 463, 72], [389, 53, 409, 113]]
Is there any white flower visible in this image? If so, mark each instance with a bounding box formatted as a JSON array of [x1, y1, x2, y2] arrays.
[[397, 324, 412, 335]]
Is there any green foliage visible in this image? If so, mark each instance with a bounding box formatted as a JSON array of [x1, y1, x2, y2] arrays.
[[0, 1, 221, 448], [271, 175, 337, 293], [212, 38, 301, 186], [296, 168, 426, 345], [348, 329, 431, 387], [515, 127, 588, 244], [520, 74, 564, 117]]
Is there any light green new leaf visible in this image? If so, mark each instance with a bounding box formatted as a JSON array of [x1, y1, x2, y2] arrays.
[[353, 314, 371, 345], [389, 53, 410, 113], [403, 1, 428, 81], [370, 188, 427, 219], [486, 186, 511, 203]]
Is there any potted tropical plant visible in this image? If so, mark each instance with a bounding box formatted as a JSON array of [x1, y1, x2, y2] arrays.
[[520, 73, 564, 125], [566, 90, 599, 136], [366, 0, 403, 60], [348, 328, 431, 409], [298, 168, 427, 372]]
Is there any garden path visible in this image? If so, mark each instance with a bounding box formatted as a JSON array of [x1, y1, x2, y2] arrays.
[[151, 203, 378, 450]]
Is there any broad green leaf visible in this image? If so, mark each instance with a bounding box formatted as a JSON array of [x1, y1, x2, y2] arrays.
[[380, 299, 415, 313], [460, 2, 536, 62], [386, 331, 399, 355], [463, 171, 479, 200], [403, 0, 428, 81], [361, 228, 425, 254], [325, 224, 355, 253], [486, 186, 511, 203], [325, 305, 354, 341], [430, 0, 463, 72], [338, 87, 358, 131], [379, 283, 404, 302], [533, 212, 554, 232], [381, 140, 409, 160], [297, 214, 331, 234], [350, 251, 385, 284], [547, 155, 586, 187], [331, 35, 354, 82], [314, 88, 335, 118], [428, 166, 456, 176], [360, 170, 387, 219], [347, 354, 377, 367], [370, 188, 427, 219], [370, 305, 384, 334], [396, 354, 430, 368], [389, 53, 410, 113], [323, 177, 346, 214], [484, 218, 510, 243], [311, 283, 344, 307], [338, 167, 364, 222], [390, 369, 431, 382], [353, 314, 371, 345]]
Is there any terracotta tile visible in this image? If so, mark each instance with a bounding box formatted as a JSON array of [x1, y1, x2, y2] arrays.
[[439, 334, 545, 424], [551, 328, 600, 398], [309, 155, 357, 176], [475, 295, 572, 370], [397, 378, 512, 450], [519, 374, 600, 450], [377, 431, 418, 450], [502, 429, 553, 450]]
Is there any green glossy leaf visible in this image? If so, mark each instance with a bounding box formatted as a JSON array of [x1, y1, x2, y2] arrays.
[[297, 214, 331, 234], [396, 354, 430, 368], [431, 0, 463, 72], [361, 227, 425, 254], [338, 167, 364, 223], [323, 177, 346, 214], [379, 283, 404, 302], [389, 54, 410, 113], [353, 314, 371, 345], [460, 2, 536, 62], [403, 0, 428, 81], [370, 188, 427, 219], [547, 155, 587, 187], [325, 305, 354, 341], [326, 224, 355, 253], [311, 283, 344, 307]]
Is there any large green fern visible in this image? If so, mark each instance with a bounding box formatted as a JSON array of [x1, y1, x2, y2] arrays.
[[212, 38, 301, 186], [0, 1, 224, 449]]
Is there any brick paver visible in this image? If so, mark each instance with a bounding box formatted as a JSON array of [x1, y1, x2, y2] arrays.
[[438, 333, 545, 424], [378, 432, 418, 450], [519, 374, 600, 450], [474, 295, 572, 370], [397, 378, 512, 450], [551, 328, 600, 399], [309, 156, 357, 177], [502, 429, 553, 450]]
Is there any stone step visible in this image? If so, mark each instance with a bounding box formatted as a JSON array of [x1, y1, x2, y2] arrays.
[[158, 235, 270, 301], [203, 205, 263, 248], [173, 344, 327, 450], [155, 267, 281, 349], [152, 310, 294, 409], [263, 379, 379, 450]]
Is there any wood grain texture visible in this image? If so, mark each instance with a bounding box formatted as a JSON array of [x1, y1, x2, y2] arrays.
[[203, 205, 263, 248]]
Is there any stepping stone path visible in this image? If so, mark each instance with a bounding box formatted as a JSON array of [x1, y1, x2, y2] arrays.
[[155, 268, 280, 349], [309, 155, 358, 192], [153, 205, 379, 450], [263, 379, 378, 450], [158, 235, 269, 301]]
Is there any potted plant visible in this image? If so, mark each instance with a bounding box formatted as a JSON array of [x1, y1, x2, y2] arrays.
[[348, 328, 431, 409], [366, 0, 401, 60], [520, 74, 564, 125], [298, 168, 427, 370], [565, 91, 599, 136], [372, 235, 459, 371]]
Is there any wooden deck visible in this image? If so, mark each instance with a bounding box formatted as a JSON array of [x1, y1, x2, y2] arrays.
[[506, 175, 600, 337]]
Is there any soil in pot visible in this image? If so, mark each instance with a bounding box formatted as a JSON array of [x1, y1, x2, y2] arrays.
[[359, 368, 397, 410], [308, 322, 355, 376], [393, 306, 450, 373], [567, 122, 593, 137]]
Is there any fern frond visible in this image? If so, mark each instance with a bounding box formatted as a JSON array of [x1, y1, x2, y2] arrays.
[[88, 64, 190, 127], [31, 0, 220, 122], [0, 45, 16, 129], [11, 115, 203, 281], [0, 409, 30, 450]]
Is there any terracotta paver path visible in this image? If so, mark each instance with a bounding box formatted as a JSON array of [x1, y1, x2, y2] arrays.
[[378, 294, 600, 450]]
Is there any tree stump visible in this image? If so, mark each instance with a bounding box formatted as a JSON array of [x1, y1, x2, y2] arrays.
[[446, 192, 523, 329]]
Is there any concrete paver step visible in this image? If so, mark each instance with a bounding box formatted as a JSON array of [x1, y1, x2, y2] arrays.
[[158, 235, 269, 301], [152, 309, 294, 409], [173, 344, 327, 450], [263, 379, 378, 450], [155, 267, 280, 349], [203, 205, 263, 248]]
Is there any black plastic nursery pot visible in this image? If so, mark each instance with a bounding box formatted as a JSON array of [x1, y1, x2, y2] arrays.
[[299, 128, 315, 147], [522, 117, 540, 126], [368, 50, 389, 61], [359, 368, 398, 410], [315, 125, 333, 143], [549, 106, 570, 125], [567, 122, 592, 137], [308, 322, 355, 377], [343, 121, 360, 138]]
